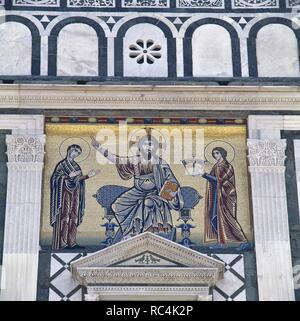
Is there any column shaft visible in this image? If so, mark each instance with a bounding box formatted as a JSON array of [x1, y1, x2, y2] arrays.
[[1, 135, 45, 301], [248, 139, 295, 301]]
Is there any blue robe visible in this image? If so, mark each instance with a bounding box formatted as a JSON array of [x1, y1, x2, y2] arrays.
[[50, 158, 86, 249]]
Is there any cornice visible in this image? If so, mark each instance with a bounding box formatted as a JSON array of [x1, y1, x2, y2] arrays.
[[1, 84, 300, 110]]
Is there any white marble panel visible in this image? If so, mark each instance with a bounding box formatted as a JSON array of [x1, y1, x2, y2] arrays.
[[192, 24, 233, 77], [49, 253, 83, 301], [57, 23, 98, 77], [123, 23, 168, 77], [0, 22, 32, 76], [256, 24, 299, 77], [213, 254, 246, 301]]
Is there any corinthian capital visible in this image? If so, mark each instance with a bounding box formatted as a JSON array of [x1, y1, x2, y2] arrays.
[[6, 135, 46, 163], [247, 139, 287, 167]]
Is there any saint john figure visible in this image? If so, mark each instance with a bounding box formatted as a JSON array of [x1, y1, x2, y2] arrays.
[[91, 132, 184, 242], [50, 144, 99, 250], [198, 147, 248, 250]]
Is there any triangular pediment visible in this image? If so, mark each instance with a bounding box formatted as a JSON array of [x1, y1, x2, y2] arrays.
[[71, 232, 224, 274], [114, 251, 180, 267]]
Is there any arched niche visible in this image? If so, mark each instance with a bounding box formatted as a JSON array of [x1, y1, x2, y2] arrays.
[[192, 24, 233, 77], [57, 23, 99, 77], [256, 24, 299, 77], [123, 23, 168, 77], [0, 22, 32, 76]]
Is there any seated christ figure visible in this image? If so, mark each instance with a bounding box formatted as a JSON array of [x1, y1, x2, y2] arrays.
[[91, 130, 184, 241]]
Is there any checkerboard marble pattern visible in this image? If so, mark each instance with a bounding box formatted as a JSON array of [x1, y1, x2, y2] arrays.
[[49, 253, 84, 301], [49, 252, 246, 301], [210, 254, 246, 301]]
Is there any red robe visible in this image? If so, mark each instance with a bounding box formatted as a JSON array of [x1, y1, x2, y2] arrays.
[[204, 160, 247, 244]]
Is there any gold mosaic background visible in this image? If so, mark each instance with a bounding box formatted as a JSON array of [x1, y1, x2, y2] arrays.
[[40, 123, 252, 246]]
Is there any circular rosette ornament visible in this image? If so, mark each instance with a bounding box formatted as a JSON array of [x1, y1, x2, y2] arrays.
[[182, 156, 206, 176], [59, 137, 91, 163], [204, 140, 235, 165]]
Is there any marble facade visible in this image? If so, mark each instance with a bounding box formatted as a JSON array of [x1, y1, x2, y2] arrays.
[[0, 0, 300, 302], [0, 91, 298, 301]]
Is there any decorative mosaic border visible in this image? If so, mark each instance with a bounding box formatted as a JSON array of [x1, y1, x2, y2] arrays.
[[7, 0, 285, 9], [45, 116, 247, 125]]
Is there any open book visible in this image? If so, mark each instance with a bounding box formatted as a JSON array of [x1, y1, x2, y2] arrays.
[[159, 181, 178, 201]]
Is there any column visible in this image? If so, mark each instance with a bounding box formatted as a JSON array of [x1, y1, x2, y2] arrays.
[[248, 139, 295, 301], [0, 134, 45, 301]]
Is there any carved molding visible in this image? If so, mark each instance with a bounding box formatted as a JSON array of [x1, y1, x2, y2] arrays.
[[1, 85, 300, 111], [6, 135, 46, 163], [71, 232, 224, 276], [87, 285, 210, 301], [71, 233, 224, 292], [88, 285, 209, 293], [247, 139, 287, 167], [77, 267, 220, 286]]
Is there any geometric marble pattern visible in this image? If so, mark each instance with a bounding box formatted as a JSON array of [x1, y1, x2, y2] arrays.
[[49, 252, 245, 301], [232, 0, 278, 8], [210, 254, 246, 301], [288, 0, 300, 7], [177, 0, 224, 8], [49, 253, 85, 301], [123, 0, 169, 7], [67, 0, 114, 8], [13, 0, 60, 6]]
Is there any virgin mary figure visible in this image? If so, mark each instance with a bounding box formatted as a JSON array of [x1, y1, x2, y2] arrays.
[[50, 144, 100, 250]]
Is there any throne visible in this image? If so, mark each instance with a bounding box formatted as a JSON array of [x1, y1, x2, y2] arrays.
[[94, 185, 201, 244]]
